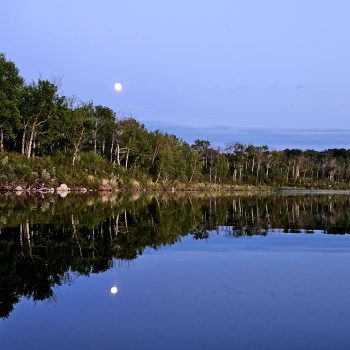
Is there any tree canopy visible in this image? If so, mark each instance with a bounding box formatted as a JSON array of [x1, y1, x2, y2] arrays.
[[1, 52, 350, 188]]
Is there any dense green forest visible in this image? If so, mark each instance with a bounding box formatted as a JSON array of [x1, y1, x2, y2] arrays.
[[1, 53, 350, 189]]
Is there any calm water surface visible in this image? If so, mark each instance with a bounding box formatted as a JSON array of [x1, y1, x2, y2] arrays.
[[1, 193, 350, 349]]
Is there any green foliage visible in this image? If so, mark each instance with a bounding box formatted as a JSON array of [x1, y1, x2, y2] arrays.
[[1, 52, 350, 189], [0, 151, 122, 188], [0, 53, 24, 150], [18, 79, 63, 158]]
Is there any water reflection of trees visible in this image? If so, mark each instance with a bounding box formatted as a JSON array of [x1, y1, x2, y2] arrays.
[[1, 193, 350, 318]]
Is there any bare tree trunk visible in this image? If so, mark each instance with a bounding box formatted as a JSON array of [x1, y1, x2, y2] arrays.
[[93, 117, 99, 153], [151, 146, 160, 166], [110, 136, 114, 162], [110, 144, 114, 162], [71, 214, 82, 257], [115, 214, 119, 237], [32, 134, 37, 157], [125, 147, 130, 170], [26, 122, 36, 158], [93, 130, 97, 153], [72, 128, 85, 166], [189, 158, 197, 183], [72, 148, 78, 166], [0, 129, 3, 152], [233, 169, 237, 182], [19, 224, 23, 250], [21, 129, 26, 155], [116, 143, 121, 165], [25, 221, 32, 257]]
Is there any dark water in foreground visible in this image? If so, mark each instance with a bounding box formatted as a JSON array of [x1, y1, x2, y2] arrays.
[[1, 193, 350, 349]]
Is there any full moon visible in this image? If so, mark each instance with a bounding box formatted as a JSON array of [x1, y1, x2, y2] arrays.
[[110, 285, 118, 294], [114, 82, 123, 92]]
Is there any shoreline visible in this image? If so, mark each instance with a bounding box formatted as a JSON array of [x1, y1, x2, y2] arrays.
[[2, 186, 350, 196]]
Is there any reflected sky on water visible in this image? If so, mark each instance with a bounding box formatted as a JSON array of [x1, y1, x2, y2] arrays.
[[1, 194, 350, 349]]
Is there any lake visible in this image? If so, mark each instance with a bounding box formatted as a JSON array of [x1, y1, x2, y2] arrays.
[[1, 192, 350, 349]]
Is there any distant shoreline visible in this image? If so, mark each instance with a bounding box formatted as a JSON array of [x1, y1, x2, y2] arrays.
[[275, 189, 350, 195]]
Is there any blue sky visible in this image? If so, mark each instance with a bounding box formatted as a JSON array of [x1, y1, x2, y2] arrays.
[[1, 0, 349, 148]]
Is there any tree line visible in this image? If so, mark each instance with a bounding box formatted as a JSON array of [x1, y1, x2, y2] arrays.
[[1, 53, 350, 188]]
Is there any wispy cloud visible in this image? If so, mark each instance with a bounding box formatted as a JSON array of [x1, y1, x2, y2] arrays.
[[142, 120, 350, 150]]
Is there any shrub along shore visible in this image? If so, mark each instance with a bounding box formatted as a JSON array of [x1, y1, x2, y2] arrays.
[[1, 53, 350, 192], [0, 151, 266, 193], [0, 151, 348, 194]]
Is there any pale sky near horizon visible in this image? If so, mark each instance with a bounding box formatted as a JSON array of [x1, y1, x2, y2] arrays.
[[1, 0, 349, 148]]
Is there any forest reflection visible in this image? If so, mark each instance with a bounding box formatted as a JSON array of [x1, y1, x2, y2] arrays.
[[1, 192, 350, 319]]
